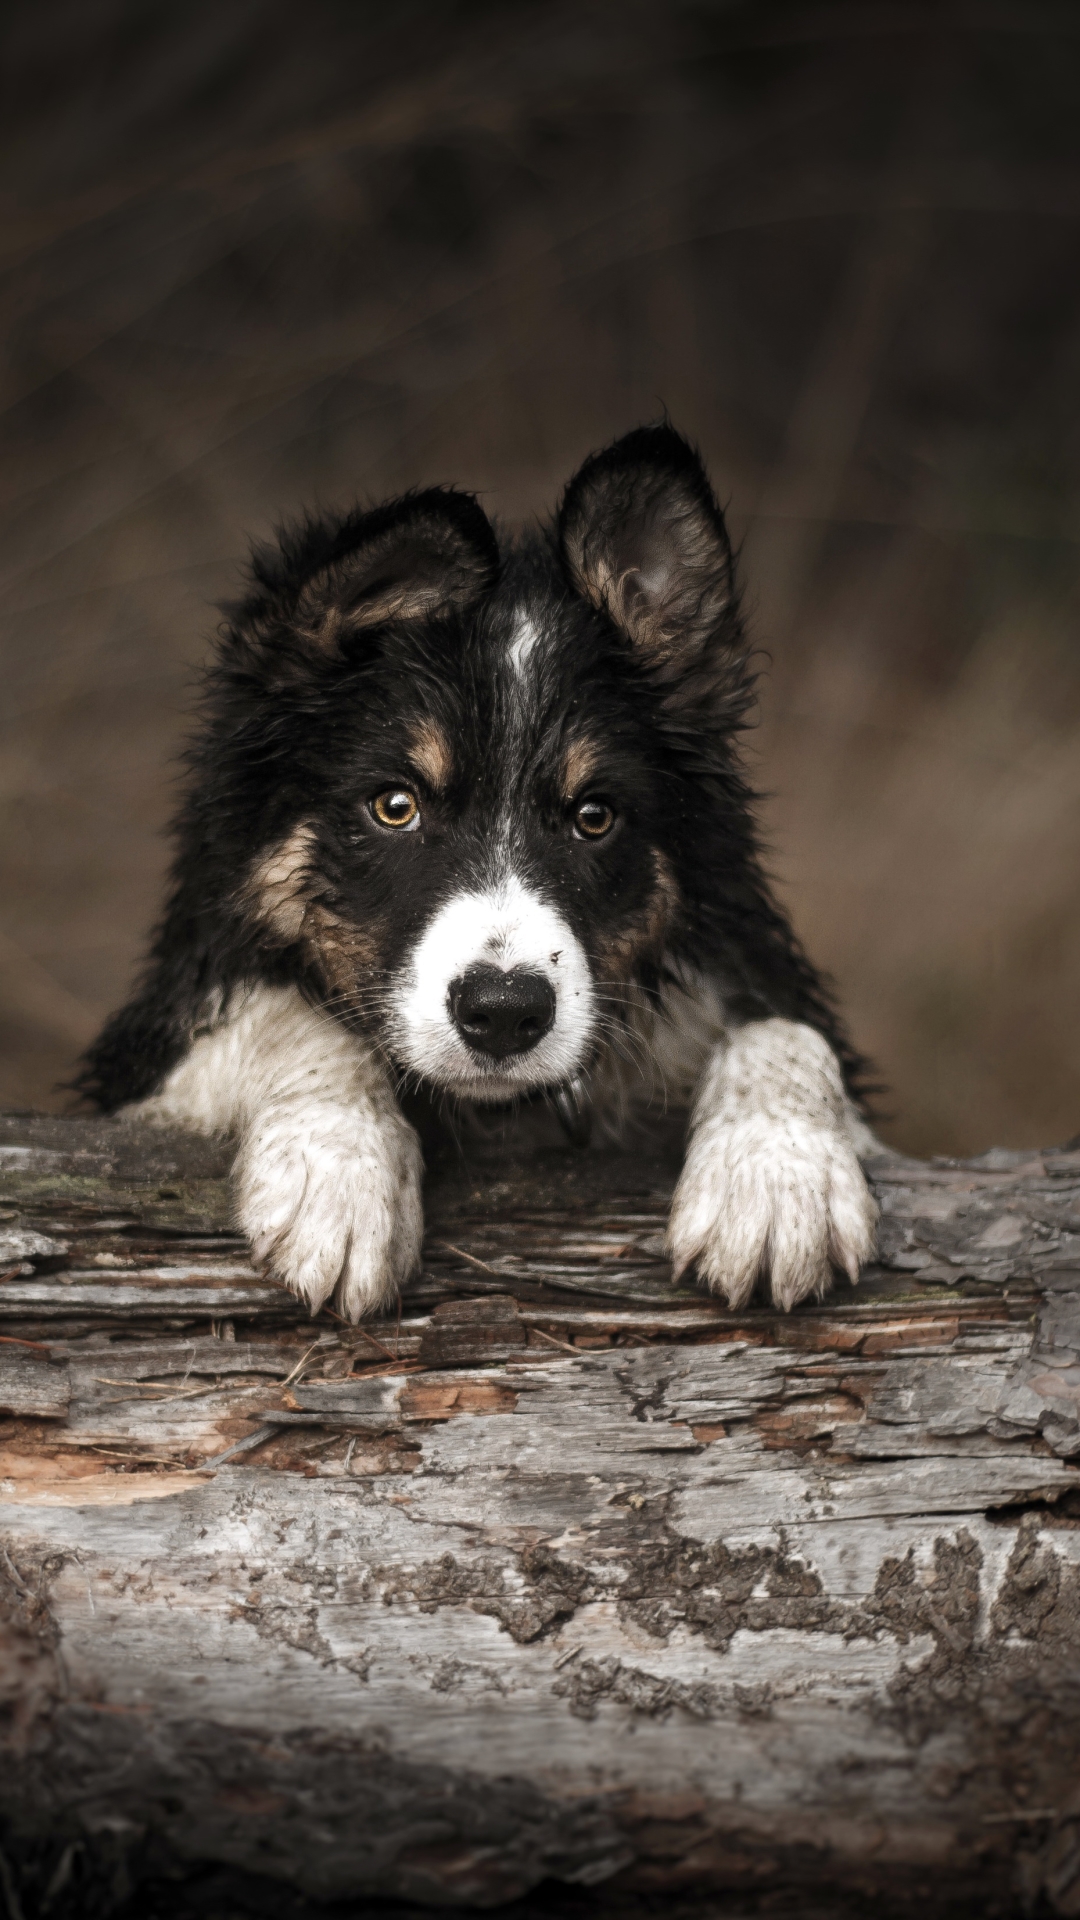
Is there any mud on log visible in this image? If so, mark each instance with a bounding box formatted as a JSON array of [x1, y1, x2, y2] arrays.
[[2, 1111, 1080, 1916]]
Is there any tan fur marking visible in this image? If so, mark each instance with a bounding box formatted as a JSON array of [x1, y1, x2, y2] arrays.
[[407, 719, 454, 793], [244, 828, 384, 1003], [244, 824, 317, 942], [305, 905, 384, 1003], [561, 735, 602, 800], [294, 584, 414, 645], [334, 578, 441, 632], [594, 848, 680, 984]]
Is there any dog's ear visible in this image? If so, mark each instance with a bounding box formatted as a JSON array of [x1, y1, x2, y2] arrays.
[[236, 488, 499, 664], [557, 426, 738, 676]]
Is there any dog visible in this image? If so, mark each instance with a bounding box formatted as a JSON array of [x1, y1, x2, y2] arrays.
[[77, 425, 879, 1319]]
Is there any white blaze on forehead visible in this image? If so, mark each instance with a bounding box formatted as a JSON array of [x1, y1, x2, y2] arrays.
[[508, 615, 541, 678], [388, 874, 596, 1099]]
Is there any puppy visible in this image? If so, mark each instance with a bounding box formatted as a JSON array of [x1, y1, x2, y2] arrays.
[[77, 426, 878, 1318]]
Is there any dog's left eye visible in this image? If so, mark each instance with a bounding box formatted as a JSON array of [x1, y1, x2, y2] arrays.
[[573, 799, 616, 840], [370, 788, 420, 831]]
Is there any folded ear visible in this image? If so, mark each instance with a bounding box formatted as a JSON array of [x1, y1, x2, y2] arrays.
[[236, 488, 499, 662], [557, 426, 738, 675]]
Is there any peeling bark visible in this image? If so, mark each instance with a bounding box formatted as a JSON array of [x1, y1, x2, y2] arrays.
[[2, 1111, 1080, 1914]]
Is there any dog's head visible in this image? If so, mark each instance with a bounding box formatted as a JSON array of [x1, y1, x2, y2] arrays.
[[215, 426, 753, 1103]]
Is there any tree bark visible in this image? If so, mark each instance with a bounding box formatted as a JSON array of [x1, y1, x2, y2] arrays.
[[2, 1110, 1079, 1914]]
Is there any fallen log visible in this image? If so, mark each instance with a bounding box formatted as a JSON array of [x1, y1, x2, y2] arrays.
[[2, 1109, 1080, 1915]]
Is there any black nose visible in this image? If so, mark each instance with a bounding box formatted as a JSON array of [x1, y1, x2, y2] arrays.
[[449, 965, 556, 1059]]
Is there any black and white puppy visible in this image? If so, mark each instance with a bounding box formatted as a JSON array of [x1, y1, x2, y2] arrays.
[[78, 426, 878, 1319]]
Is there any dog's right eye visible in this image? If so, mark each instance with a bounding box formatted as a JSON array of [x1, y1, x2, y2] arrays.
[[370, 788, 420, 831], [573, 798, 616, 840]]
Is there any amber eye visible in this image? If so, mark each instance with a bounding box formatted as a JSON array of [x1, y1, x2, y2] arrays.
[[371, 788, 419, 831], [573, 798, 616, 840]]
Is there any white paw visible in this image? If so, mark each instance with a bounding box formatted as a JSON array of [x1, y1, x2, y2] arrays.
[[234, 1103, 423, 1320], [666, 1020, 878, 1311]]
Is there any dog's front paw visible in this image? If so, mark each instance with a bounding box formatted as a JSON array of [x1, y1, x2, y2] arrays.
[[666, 1021, 878, 1311], [667, 1116, 877, 1309], [235, 1103, 423, 1319]]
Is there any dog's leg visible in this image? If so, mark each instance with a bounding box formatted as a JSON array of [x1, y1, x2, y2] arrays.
[[122, 983, 423, 1320], [667, 1018, 878, 1310]]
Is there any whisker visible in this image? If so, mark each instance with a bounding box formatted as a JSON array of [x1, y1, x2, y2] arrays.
[[595, 1015, 651, 1084]]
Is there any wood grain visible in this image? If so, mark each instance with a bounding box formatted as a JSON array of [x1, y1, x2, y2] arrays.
[[2, 1109, 1079, 1912]]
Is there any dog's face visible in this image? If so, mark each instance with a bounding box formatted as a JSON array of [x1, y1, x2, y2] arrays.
[[309, 592, 678, 1104], [226, 428, 749, 1102]]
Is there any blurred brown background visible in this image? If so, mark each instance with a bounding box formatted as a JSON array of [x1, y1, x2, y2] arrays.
[[1, 0, 1078, 1155]]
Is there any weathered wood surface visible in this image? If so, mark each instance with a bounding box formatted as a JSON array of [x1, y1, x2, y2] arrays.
[[2, 1109, 1080, 1915]]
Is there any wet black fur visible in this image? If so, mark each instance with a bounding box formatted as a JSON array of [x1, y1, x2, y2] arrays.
[[76, 427, 870, 1115]]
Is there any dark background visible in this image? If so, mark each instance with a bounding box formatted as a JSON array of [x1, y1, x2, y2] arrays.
[[2, 0, 1078, 1156]]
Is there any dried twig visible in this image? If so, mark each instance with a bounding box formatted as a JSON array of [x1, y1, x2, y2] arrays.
[[200, 1423, 282, 1468], [354, 1324, 399, 1364], [280, 1340, 323, 1391], [526, 1326, 579, 1355], [434, 1241, 503, 1278]]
